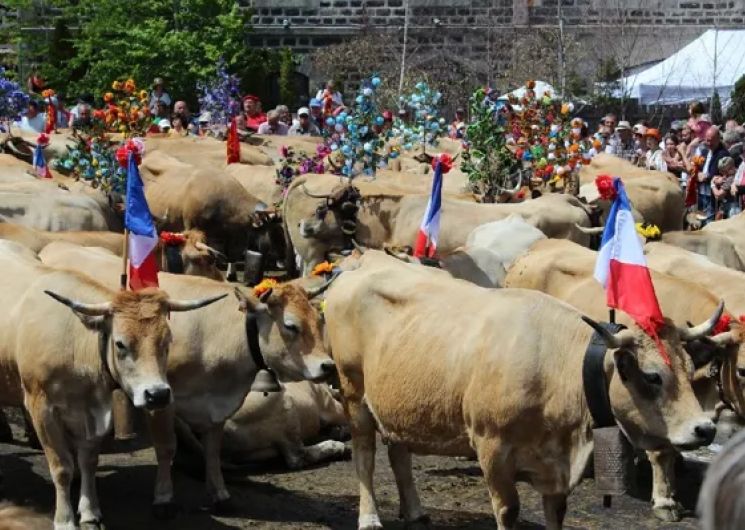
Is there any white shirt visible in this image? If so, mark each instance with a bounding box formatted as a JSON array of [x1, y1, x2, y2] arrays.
[[315, 89, 343, 107], [16, 114, 45, 133]]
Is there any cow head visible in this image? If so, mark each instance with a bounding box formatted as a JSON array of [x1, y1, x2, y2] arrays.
[[583, 304, 723, 451], [298, 184, 360, 241], [233, 281, 335, 382], [179, 230, 225, 281], [45, 288, 226, 411], [696, 320, 745, 419]]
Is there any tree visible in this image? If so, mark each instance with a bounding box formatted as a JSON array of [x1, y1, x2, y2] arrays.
[[710, 90, 723, 125], [11, 0, 268, 106], [728, 74, 745, 124], [278, 48, 296, 108]]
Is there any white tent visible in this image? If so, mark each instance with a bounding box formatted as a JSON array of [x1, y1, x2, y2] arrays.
[[618, 29, 745, 106]]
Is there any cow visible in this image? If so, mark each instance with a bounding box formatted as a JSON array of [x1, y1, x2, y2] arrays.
[[144, 135, 274, 167], [504, 238, 743, 521], [284, 174, 596, 275], [657, 230, 745, 271], [158, 229, 225, 281], [0, 215, 124, 254], [699, 211, 745, 269], [38, 241, 336, 515], [0, 240, 224, 530], [324, 250, 720, 530]]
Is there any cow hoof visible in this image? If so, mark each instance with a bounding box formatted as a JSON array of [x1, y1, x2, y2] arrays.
[[80, 521, 105, 530], [152, 501, 178, 520], [405, 515, 432, 529], [653, 504, 682, 522], [211, 497, 236, 516]]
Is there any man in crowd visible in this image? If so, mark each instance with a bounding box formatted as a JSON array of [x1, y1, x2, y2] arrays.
[[173, 100, 198, 135], [70, 103, 92, 130], [309, 98, 323, 130], [603, 113, 618, 132], [699, 126, 731, 223], [450, 108, 466, 139], [243, 95, 267, 133], [723, 129, 742, 167], [257, 109, 288, 135], [315, 80, 343, 110], [605, 120, 635, 160], [16, 101, 45, 133], [149, 77, 171, 115], [289, 107, 320, 136]]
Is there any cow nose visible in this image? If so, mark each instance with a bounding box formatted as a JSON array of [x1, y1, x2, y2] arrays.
[[694, 422, 716, 445], [144, 387, 171, 410], [320, 360, 336, 375]]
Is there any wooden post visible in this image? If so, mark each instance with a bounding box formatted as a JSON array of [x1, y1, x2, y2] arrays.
[[113, 228, 137, 441]]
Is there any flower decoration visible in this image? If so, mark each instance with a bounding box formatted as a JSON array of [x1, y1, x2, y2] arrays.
[[160, 231, 187, 246], [392, 81, 446, 155], [432, 153, 453, 174], [115, 138, 145, 168], [253, 278, 279, 298], [98, 78, 150, 136], [0, 68, 30, 128], [196, 57, 241, 137], [36, 133, 50, 147], [595, 175, 617, 201], [275, 145, 328, 199], [312, 261, 334, 276], [714, 314, 732, 335], [635, 222, 661, 240], [53, 134, 127, 192]]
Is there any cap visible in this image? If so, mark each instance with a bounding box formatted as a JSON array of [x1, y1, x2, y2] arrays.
[[297, 107, 310, 117], [615, 120, 631, 131], [645, 128, 661, 140], [153, 77, 164, 86], [309, 98, 322, 108], [198, 111, 211, 123], [158, 118, 171, 130], [633, 123, 647, 135], [243, 94, 260, 103]]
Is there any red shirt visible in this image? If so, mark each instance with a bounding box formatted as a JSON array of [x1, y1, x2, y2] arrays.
[[246, 112, 267, 132]]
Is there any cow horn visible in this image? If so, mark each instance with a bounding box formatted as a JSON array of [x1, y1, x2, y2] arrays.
[[302, 184, 332, 199], [580, 315, 635, 349], [44, 290, 112, 316], [194, 241, 226, 260], [574, 223, 605, 235], [350, 238, 367, 254], [496, 170, 523, 196], [678, 301, 725, 341], [305, 275, 339, 299], [167, 293, 227, 312], [709, 331, 738, 346]]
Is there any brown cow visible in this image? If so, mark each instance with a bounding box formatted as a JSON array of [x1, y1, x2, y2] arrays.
[[325, 250, 719, 529]]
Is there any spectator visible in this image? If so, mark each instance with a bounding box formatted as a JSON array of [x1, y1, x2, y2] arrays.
[[243, 95, 267, 132], [288, 107, 320, 136], [197, 111, 211, 136], [154, 100, 170, 120], [723, 129, 742, 166], [662, 133, 685, 179], [308, 98, 323, 130], [26, 65, 45, 95], [315, 80, 344, 110], [725, 118, 739, 132], [450, 108, 466, 139], [602, 113, 618, 132], [157, 118, 171, 133], [714, 156, 740, 218], [632, 123, 648, 165], [173, 100, 198, 134], [16, 101, 46, 133], [605, 120, 635, 160], [69, 102, 92, 129], [149, 77, 171, 114], [170, 114, 188, 136], [644, 128, 665, 171], [687, 101, 711, 141], [699, 126, 731, 223], [275, 105, 292, 127], [235, 114, 251, 141], [257, 110, 288, 135], [381, 110, 394, 134]]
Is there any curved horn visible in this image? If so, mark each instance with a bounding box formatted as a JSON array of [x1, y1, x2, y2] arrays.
[[302, 184, 332, 199], [574, 223, 605, 235], [305, 275, 340, 299], [709, 331, 738, 347], [581, 315, 635, 349], [496, 170, 523, 196], [194, 241, 226, 260], [167, 293, 227, 312], [350, 238, 367, 254], [679, 301, 725, 342], [44, 290, 112, 316]]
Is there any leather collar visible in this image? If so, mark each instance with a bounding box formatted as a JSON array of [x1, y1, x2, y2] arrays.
[[582, 322, 625, 428]]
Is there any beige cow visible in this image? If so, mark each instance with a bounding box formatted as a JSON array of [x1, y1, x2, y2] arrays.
[[324, 250, 719, 530], [0, 240, 223, 530]]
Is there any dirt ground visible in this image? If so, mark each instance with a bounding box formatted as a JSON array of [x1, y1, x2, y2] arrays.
[[0, 409, 704, 530]]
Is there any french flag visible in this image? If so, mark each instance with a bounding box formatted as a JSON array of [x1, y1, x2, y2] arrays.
[[593, 177, 667, 360], [32, 144, 51, 179], [125, 152, 159, 290], [413, 158, 444, 258]]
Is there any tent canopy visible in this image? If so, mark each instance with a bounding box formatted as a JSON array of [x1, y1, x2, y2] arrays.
[[618, 29, 745, 106]]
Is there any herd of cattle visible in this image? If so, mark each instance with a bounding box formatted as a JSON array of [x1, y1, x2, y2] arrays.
[[0, 131, 744, 530]]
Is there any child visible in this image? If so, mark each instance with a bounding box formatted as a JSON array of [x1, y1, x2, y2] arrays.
[[713, 157, 739, 218]]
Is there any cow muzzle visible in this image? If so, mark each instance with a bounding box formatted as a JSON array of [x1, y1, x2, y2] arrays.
[[132, 382, 173, 410], [670, 418, 716, 450], [304, 358, 337, 383]]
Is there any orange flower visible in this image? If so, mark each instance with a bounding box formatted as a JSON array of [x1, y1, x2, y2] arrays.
[[42, 88, 55, 98], [526, 80, 536, 90], [103, 92, 114, 103], [253, 278, 278, 298], [93, 109, 106, 120], [312, 261, 334, 276], [112, 81, 123, 90], [568, 143, 579, 154], [124, 79, 136, 93]]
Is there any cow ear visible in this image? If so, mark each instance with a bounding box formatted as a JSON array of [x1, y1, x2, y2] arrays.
[[76, 314, 107, 331], [613, 350, 637, 382], [233, 287, 267, 313]]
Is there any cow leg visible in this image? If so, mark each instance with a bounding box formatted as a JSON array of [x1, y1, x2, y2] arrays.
[[77, 441, 103, 528], [0, 408, 12, 442], [145, 405, 178, 520], [203, 422, 231, 511], [542, 494, 567, 530], [647, 449, 682, 522], [349, 400, 382, 530], [26, 396, 77, 530], [387, 443, 429, 528], [476, 438, 519, 530]]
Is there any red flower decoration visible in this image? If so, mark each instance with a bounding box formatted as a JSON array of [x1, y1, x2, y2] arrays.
[[515, 148, 524, 160], [515, 190, 526, 200], [714, 314, 732, 335], [595, 174, 617, 201], [115, 139, 144, 168], [432, 153, 453, 174], [36, 133, 50, 147], [160, 231, 186, 246]]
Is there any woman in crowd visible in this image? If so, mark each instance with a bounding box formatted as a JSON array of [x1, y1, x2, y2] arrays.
[[662, 133, 685, 178], [713, 156, 740, 218], [644, 128, 665, 171], [688, 101, 712, 141]]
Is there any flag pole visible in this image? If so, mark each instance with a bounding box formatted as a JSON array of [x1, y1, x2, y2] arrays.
[[609, 308, 615, 324], [120, 228, 129, 290]]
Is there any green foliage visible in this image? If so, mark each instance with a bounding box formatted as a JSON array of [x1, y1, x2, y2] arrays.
[[710, 90, 723, 125], [729, 75, 745, 124], [278, 48, 296, 108], [46, 17, 77, 90]]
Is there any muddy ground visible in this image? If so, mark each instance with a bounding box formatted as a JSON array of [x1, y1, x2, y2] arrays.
[[0, 409, 705, 530]]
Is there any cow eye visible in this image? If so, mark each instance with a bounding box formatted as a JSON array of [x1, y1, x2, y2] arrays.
[[737, 368, 745, 379], [283, 321, 299, 334], [642, 372, 663, 386], [115, 340, 126, 350]]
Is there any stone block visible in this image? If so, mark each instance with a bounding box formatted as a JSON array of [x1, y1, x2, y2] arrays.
[[253, 0, 319, 7]]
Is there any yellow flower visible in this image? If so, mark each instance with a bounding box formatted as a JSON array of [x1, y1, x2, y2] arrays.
[[119, 125, 127, 132], [139, 90, 148, 100], [253, 278, 279, 298], [561, 103, 570, 114], [91, 158, 98, 167], [311, 261, 334, 276], [635, 222, 661, 240], [112, 81, 122, 90], [319, 300, 326, 314]]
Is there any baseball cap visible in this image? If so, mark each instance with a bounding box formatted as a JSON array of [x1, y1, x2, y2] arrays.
[[615, 120, 631, 131], [309, 98, 321, 108], [242, 94, 260, 103], [297, 107, 310, 117], [633, 123, 647, 135], [158, 118, 171, 130]]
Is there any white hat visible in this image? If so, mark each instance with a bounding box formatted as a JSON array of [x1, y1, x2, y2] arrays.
[[158, 118, 171, 130], [297, 107, 310, 117], [198, 111, 211, 123], [632, 123, 647, 135]]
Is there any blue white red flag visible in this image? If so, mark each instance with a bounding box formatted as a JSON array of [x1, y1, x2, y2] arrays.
[[32, 144, 51, 178], [413, 158, 444, 258], [593, 176, 668, 362], [125, 152, 159, 290]]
